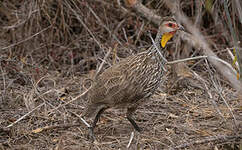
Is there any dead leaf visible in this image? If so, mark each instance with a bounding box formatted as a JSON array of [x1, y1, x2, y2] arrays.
[[32, 127, 44, 133]]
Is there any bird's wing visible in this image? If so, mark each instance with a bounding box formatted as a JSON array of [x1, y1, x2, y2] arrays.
[[87, 64, 124, 103], [90, 65, 146, 106]]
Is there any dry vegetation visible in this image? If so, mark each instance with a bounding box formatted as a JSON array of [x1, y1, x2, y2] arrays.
[[0, 0, 241, 149]]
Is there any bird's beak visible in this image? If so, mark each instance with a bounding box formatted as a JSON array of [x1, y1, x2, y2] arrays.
[[178, 24, 185, 31]]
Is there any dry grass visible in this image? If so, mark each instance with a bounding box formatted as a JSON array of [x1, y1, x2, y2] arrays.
[[0, 0, 241, 149]]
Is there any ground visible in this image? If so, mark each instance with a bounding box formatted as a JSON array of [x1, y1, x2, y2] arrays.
[[0, 0, 241, 149]]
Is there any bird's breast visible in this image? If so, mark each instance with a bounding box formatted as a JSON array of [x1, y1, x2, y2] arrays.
[[124, 54, 165, 96]]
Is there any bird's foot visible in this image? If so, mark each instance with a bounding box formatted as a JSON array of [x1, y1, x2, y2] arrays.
[[87, 127, 96, 142]]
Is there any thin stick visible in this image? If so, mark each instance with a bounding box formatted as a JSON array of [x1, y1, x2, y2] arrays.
[[167, 56, 207, 64], [219, 91, 238, 129], [1, 26, 51, 50], [6, 103, 45, 128], [204, 59, 226, 121], [0, 62, 6, 98], [32, 123, 82, 133], [127, 131, 134, 148], [86, 3, 122, 45], [227, 48, 239, 70], [65, 1, 105, 52], [209, 56, 238, 74], [205, 59, 238, 129], [167, 55, 238, 75], [69, 111, 90, 127], [49, 87, 91, 113], [94, 47, 112, 79]]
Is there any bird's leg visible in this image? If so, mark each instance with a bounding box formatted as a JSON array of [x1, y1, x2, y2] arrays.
[[88, 107, 106, 141], [126, 106, 142, 132]]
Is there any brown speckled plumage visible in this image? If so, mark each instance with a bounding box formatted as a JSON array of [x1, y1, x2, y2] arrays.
[[84, 17, 183, 139]]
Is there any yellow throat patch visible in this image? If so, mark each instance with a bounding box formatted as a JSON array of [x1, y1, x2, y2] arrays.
[[161, 32, 174, 48]]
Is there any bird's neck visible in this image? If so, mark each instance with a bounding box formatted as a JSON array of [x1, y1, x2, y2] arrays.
[[154, 31, 163, 51], [148, 31, 165, 60]]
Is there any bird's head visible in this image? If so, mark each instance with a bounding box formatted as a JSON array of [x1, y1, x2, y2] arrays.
[[157, 17, 184, 48]]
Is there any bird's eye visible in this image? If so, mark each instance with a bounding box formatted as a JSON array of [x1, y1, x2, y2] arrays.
[[168, 23, 173, 27]]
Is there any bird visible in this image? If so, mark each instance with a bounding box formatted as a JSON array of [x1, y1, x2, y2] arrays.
[[84, 16, 184, 140]]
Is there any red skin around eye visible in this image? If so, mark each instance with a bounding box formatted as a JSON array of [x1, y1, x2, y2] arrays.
[[166, 23, 178, 28]]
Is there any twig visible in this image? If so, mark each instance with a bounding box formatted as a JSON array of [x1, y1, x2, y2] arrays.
[[127, 131, 134, 148], [122, 28, 129, 42], [234, 0, 242, 24], [32, 123, 82, 133], [224, 0, 242, 79], [204, 59, 226, 120], [167, 56, 207, 65], [69, 111, 90, 127], [227, 48, 239, 69], [65, 0, 105, 53], [170, 134, 242, 150], [134, 20, 145, 45], [94, 47, 112, 79], [167, 54, 237, 76], [205, 59, 238, 129], [0, 62, 6, 101], [219, 91, 238, 129], [6, 103, 45, 128], [86, 3, 122, 45], [49, 87, 91, 114], [208, 56, 238, 75], [3, 9, 39, 30], [1, 26, 51, 50]]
